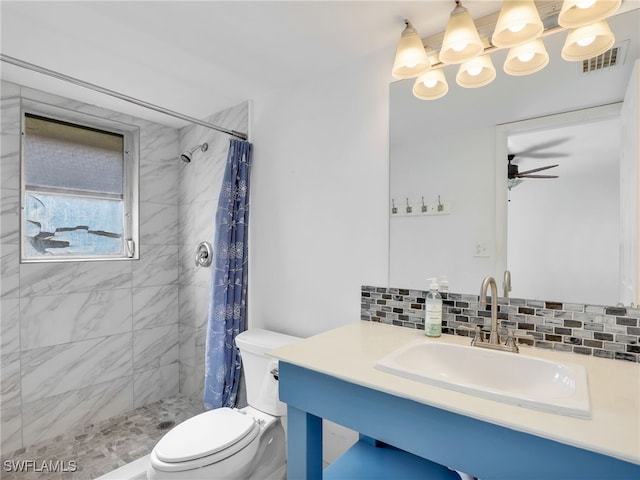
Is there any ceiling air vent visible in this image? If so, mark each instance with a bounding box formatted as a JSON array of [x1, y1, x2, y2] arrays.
[[581, 40, 628, 73]]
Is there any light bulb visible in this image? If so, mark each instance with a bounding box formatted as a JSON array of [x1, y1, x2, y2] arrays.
[[452, 42, 467, 52], [467, 65, 483, 76], [423, 77, 438, 88], [508, 23, 526, 33], [577, 35, 596, 46], [517, 51, 536, 62], [576, 0, 596, 9]]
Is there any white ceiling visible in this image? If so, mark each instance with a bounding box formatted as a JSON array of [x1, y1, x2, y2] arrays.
[[0, 0, 506, 128], [2, 1, 638, 133]]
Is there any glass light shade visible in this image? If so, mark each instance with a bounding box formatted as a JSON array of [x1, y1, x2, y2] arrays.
[[439, 3, 484, 64], [558, 0, 621, 28], [492, 0, 544, 48], [413, 69, 449, 100], [561, 21, 615, 61], [392, 21, 430, 79], [504, 38, 549, 75], [456, 55, 496, 88]]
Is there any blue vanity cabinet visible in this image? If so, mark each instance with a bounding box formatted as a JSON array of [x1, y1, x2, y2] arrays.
[[279, 362, 640, 480]]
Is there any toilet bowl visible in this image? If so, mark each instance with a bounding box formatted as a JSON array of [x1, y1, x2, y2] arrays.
[[147, 329, 301, 480], [147, 406, 285, 480]]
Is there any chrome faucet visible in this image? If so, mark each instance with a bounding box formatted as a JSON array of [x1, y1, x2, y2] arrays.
[[503, 270, 511, 298], [473, 275, 528, 353], [480, 276, 500, 345], [457, 276, 533, 353]]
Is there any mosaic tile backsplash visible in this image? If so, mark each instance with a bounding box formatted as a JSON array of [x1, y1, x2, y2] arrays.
[[361, 285, 640, 363]]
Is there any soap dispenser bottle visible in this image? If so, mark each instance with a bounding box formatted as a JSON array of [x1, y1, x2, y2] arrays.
[[425, 278, 442, 337], [439, 275, 449, 295]]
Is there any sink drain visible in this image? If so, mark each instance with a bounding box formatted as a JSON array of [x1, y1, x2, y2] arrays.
[[157, 420, 175, 430]]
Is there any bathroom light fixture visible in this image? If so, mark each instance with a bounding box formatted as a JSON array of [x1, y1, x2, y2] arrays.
[[561, 20, 615, 61], [439, 0, 484, 65], [491, 0, 544, 48], [413, 68, 449, 100], [456, 55, 496, 88], [180, 143, 208, 163], [393, 0, 622, 101], [392, 20, 430, 79], [558, 0, 622, 28], [504, 38, 550, 75]]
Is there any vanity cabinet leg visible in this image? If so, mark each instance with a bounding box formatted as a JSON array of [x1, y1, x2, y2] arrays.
[[287, 405, 323, 480]]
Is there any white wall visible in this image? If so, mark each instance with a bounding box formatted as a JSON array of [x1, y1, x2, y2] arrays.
[[507, 122, 620, 305], [389, 127, 497, 293], [620, 60, 640, 305], [248, 50, 391, 339], [248, 49, 392, 466]]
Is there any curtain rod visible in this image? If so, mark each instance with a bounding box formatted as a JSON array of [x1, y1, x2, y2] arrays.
[[0, 54, 248, 141]]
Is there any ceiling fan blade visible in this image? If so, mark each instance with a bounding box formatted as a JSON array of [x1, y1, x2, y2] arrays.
[[516, 137, 571, 155], [517, 174, 559, 179], [514, 151, 569, 159], [518, 164, 558, 175]]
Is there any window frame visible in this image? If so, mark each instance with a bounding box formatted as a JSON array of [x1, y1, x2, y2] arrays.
[[20, 98, 140, 263]]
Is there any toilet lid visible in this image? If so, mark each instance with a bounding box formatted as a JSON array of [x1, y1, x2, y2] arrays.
[[154, 408, 258, 463]]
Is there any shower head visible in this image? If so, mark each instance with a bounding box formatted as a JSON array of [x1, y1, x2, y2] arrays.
[[180, 143, 208, 163]]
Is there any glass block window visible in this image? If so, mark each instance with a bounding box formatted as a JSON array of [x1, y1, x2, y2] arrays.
[[21, 102, 139, 262]]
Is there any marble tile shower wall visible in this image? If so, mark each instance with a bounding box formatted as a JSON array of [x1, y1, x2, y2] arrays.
[[361, 285, 640, 363], [0, 81, 181, 452], [177, 102, 249, 400]]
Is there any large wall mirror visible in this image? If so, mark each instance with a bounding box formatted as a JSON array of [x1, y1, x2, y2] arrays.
[[389, 8, 639, 306]]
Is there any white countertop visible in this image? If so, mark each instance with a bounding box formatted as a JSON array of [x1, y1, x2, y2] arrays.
[[269, 321, 640, 465]]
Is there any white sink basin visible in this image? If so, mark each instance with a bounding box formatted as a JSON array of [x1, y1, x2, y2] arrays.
[[374, 339, 590, 418]]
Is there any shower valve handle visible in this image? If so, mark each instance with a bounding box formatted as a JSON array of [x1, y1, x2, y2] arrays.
[[195, 241, 213, 267]]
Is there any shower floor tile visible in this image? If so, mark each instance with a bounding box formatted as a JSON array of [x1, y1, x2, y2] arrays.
[[0, 395, 204, 480]]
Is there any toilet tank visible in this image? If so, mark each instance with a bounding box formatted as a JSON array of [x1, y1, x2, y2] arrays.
[[235, 328, 301, 416]]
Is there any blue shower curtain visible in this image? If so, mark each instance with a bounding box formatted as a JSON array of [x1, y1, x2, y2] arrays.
[[203, 139, 252, 409]]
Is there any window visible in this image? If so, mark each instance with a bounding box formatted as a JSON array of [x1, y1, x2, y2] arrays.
[[21, 100, 139, 262]]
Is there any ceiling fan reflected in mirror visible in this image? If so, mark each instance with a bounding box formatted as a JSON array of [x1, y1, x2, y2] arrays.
[[508, 154, 559, 180], [507, 154, 559, 192], [506, 136, 570, 194]]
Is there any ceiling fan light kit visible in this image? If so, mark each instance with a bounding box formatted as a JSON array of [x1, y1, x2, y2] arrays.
[[393, 0, 622, 100], [507, 136, 569, 189]]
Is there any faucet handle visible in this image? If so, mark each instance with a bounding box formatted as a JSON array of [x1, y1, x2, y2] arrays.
[[505, 329, 535, 352], [457, 324, 486, 345]]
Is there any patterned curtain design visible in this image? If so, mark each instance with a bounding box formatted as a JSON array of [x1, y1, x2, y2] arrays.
[[203, 139, 252, 409]]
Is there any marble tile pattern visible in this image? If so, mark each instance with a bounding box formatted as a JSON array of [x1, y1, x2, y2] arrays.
[[21, 377, 134, 447], [177, 102, 249, 397], [21, 333, 133, 403], [361, 285, 640, 363], [0, 395, 205, 480], [0, 80, 183, 451]]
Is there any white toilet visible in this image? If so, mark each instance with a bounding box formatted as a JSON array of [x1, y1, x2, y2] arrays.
[[147, 328, 301, 480]]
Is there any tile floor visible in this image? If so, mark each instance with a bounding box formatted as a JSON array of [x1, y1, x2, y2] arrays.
[[0, 395, 204, 480]]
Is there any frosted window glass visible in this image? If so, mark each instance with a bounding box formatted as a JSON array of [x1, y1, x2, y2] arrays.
[[24, 193, 124, 257], [21, 111, 134, 261], [24, 115, 124, 195]]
